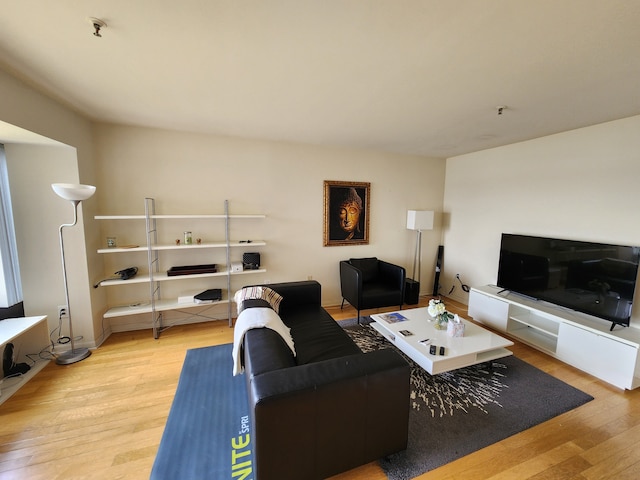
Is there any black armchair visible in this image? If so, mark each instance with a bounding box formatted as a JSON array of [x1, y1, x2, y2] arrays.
[[340, 257, 406, 323]]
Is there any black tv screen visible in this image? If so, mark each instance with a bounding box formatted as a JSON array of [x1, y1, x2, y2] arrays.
[[497, 234, 640, 328]]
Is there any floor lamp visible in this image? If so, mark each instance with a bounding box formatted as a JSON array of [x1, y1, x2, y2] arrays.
[[52, 183, 96, 365], [406, 210, 434, 283]]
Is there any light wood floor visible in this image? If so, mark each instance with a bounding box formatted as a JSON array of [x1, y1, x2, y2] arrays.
[[1, 297, 639, 479]]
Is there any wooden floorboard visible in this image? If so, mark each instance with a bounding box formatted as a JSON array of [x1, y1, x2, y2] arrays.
[[1, 296, 639, 479]]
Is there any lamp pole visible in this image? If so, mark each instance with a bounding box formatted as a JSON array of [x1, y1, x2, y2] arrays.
[[412, 229, 423, 283], [56, 199, 91, 365]]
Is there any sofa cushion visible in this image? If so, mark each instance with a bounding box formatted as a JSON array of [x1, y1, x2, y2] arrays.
[[286, 308, 361, 365], [266, 280, 322, 316], [350, 257, 378, 283]]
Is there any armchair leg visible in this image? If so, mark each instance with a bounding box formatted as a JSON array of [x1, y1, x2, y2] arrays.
[[357, 310, 361, 325], [341, 298, 345, 310]]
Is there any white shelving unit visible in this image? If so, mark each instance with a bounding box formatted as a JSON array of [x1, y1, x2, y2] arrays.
[[0, 316, 50, 405], [95, 199, 266, 337], [506, 305, 560, 354], [469, 285, 640, 389]]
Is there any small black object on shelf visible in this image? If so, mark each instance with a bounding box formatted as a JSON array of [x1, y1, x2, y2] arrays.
[[167, 264, 218, 276], [194, 289, 223, 304], [242, 253, 260, 270]]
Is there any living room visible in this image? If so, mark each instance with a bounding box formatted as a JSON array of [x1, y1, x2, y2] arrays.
[[1, 2, 639, 351], [1, 2, 640, 478]]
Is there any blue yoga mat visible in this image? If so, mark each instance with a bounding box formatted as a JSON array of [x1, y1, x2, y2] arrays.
[[151, 344, 254, 480]]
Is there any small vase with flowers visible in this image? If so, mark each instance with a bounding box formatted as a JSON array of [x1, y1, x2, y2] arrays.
[[427, 298, 454, 330]]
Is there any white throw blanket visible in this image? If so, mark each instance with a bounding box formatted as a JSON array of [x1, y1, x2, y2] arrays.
[[232, 307, 296, 376]]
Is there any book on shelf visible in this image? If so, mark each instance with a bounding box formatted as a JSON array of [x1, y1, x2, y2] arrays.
[[194, 288, 223, 304], [379, 312, 408, 323]]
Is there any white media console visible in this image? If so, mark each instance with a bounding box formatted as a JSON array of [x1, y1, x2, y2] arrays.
[[468, 285, 640, 390]]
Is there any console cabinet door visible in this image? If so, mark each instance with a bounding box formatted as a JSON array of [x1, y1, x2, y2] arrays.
[[468, 289, 508, 332], [557, 322, 637, 389]]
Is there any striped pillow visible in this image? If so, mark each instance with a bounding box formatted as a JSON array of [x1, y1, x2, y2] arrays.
[[234, 286, 283, 314]]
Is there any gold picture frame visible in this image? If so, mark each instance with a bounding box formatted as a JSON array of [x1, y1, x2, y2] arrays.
[[323, 180, 370, 246]]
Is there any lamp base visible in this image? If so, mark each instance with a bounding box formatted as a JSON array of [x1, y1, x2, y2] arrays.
[[55, 348, 91, 365]]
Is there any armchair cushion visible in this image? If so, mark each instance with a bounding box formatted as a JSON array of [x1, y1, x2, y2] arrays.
[[349, 257, 378, 283]]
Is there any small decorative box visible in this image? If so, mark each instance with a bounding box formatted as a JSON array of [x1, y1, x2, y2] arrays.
[[447, 314, 465, 337]]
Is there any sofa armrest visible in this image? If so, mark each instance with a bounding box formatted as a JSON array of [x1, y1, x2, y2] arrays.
[[249, 348, 410, 479]]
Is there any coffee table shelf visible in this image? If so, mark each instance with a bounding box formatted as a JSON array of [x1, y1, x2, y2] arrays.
[[370, 307, 513, 375]]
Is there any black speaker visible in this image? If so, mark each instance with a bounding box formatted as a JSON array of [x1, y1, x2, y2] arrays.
[[404, 278, 420, 305], [243, 252, 261, 270], [433, 245, 444, 296]]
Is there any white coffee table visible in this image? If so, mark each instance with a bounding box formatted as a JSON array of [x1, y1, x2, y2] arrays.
[[370, 307, 513, 375]]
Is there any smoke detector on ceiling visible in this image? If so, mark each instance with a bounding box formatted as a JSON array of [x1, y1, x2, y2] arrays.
[[88, 17, 107, 37]]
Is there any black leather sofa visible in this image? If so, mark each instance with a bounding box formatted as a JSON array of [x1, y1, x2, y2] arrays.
[[241, 280, 410, 480]]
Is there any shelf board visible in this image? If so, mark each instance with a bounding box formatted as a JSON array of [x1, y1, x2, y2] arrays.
[[96, 214, 266, 220], [97, 268, 267, 287], [153, 240, 266, 251], [97, 246, 146, 253], [152, 242, 228, 251], [98, 241, 266, 254], [0, 316, 48, 345], [508, 326, 558, 354], [231, 268, 267, 275], [103, 299, 230, 318], [476, 348, 514, 363], [509, 312, 559, 337], [95, 215, 146, 220], [229, 241, 266, 247], [151, 214, 265, 219], [98, 270, 227, 287], [0, 359, 50, 406]]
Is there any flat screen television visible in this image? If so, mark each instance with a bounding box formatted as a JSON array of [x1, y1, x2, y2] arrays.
[[497, 234, 640, 329]]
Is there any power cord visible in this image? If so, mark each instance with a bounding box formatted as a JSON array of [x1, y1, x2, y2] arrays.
[[50, 312, 83, 355], [456, 274, 470, 292], [449, 274, 471, 295], [52, 311, 71, 345]]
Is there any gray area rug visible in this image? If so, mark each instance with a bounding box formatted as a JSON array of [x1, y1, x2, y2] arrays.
[[341, 317, 593, 480]]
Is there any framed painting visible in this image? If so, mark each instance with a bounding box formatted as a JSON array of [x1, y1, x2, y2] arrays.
[[323, 180, 370, 246]]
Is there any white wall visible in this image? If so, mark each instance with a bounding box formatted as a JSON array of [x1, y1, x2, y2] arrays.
[[0, 68, 103, 348], [5, 144, 77, 323], [93, 124, 445, 331], [0, 62, 445, 342], [442, 115, 640, 328]]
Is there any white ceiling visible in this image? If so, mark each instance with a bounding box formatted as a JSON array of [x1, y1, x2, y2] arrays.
[[1, 1, 639, 158]]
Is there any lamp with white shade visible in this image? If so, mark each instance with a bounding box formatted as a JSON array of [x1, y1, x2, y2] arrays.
[[52, 183, 96, 365], [406, 210, 434, 287]]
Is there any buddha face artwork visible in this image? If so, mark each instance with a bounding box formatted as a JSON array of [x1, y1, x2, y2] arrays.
[[324, 181, 370, 246]]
